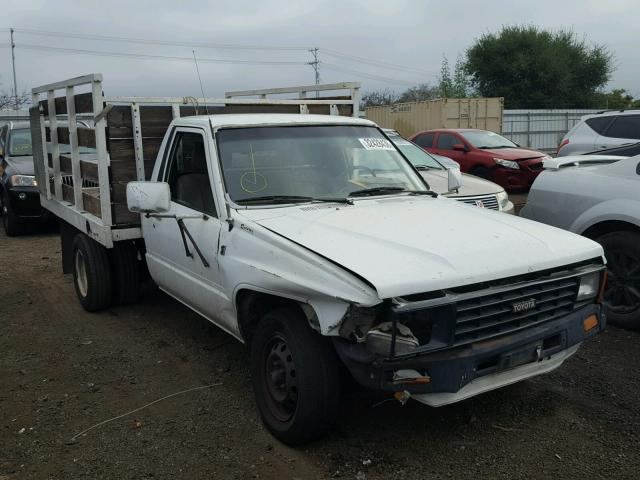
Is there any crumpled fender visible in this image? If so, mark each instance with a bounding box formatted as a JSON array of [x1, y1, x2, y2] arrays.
[[219, 215, 381, 336]]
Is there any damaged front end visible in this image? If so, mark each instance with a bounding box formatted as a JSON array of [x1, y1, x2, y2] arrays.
[[333, 262, 607, 406]]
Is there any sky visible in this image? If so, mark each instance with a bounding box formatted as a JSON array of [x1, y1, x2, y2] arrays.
[[1, 0, 638, 100]]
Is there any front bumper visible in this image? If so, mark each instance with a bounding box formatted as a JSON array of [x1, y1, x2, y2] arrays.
[[490, 165, 541, 191], [6, 186, 51, 219], [334, 303, 603, 403]]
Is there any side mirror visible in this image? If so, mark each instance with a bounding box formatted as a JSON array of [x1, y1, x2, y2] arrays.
[[447, 166, 463, 193], [127, 181, 171, 214], [452, 144, 467, 152]]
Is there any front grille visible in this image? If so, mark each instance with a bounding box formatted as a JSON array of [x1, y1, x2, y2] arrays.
[[453, 275, 580, 345], [455, 194, 499, 210]]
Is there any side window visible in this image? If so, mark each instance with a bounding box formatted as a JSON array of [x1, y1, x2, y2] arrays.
[[165, 131, 217, 217], [585, 116, 614, 135], [604, 115, 640, 140], [414, 133, 433, 148], [437, 133, 458, 150]]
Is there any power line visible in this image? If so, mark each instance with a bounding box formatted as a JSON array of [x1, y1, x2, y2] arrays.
[[322, 63, 419, 86], [12, 27, 311, 51], [11, 27, 434, 77], [16, 43, 307, 66], [323, 48, 437, 76]]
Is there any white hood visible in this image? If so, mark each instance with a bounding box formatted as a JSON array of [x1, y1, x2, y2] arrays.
[[237, 196, 603, 299]]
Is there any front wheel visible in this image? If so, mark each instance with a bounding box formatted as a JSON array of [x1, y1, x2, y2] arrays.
[[598, 231, 640, 330], [250, 306, 341, 445]]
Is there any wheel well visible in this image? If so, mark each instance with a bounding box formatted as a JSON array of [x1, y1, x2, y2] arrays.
[[236, 290, 313, 344], [582, 220, 640, 240]]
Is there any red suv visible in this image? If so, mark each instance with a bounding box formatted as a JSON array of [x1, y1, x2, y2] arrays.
[[408, 129, 549, 191]]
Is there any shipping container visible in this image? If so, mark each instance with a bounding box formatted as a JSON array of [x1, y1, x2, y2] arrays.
[[365, 97, 504, 138]]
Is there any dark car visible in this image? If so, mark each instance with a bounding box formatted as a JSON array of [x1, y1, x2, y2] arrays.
[[0, 121, 51, 235], [409, 128, 550, 191]]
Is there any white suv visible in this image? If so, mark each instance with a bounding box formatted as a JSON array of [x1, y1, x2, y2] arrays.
[[557, 110, 640, 156]]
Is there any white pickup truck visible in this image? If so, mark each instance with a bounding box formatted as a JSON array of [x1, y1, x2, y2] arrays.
[[31, 75, 608, 445]]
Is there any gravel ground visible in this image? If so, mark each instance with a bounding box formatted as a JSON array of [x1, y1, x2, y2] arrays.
[[1, 226, 639, 480]]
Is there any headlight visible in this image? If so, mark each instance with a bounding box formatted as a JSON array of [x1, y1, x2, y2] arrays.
[[493, 158, 520, 169], [9, 175, 37, 187], [577, 271, 600, 301], [496, 190, 509, 210]]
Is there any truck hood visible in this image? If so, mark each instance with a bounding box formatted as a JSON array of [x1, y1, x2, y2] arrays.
[[237, 196, 603, 299], [422, 170, 502, 197], [481, 147, 546, 161], [5, 156, 35, 176]]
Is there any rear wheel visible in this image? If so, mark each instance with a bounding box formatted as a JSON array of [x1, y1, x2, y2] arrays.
[[72, 233, 112, 312], [110, 241, 141, 305], [250, 306, 341, 445], [597, 231, 640, 330]]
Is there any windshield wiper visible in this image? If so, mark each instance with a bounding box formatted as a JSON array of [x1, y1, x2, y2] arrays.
[[408, 190, 438, 197], [348, 186, 407, 197], [237, 195, 353, 205], [478, 145, 512, 149], [414, 164, 439, 171]]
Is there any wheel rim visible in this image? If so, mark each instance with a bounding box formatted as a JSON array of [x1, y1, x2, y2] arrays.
[[604, 249, 640, 314], [263, 334, 298, 422], [75, 249, 89, 298]]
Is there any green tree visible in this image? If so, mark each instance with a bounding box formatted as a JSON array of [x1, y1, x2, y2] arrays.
[[438, 55, 472, 98], [397, 83, 440, 102], [361, 89, 400, 107], [594, 88, 640, 109], [465, 25, 613, 108]]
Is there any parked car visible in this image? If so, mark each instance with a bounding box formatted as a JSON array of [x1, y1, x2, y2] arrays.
[[520, 154, 640, 329], [409, 128, 549, 191], [557, 110, 640, 157], [383, 129, 514, 213], [0, 121, 51, 235]]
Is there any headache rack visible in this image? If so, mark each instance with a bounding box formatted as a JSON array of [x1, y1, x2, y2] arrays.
[[31, 73, 361, 247]]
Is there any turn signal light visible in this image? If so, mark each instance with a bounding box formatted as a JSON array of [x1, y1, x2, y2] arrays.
[[583, 314, 598, 332]]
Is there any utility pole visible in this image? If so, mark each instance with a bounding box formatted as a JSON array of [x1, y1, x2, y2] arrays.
[[10, 28, 18, 110], [307, 47, 319, 98]]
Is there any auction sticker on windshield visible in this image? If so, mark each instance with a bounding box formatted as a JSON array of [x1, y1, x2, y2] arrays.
[[359, 138, 395, 150]]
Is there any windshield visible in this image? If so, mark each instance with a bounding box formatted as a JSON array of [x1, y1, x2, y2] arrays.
[[8, 129, 33, 156], [385, 133, 443, 170], [216, 125, 427, 205], [460, 130, 517, 149]]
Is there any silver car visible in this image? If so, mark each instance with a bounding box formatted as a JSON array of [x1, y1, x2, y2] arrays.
[[557, 110, 640, 156], [520, 154, 640, 329], [384, 129, 514, 213]]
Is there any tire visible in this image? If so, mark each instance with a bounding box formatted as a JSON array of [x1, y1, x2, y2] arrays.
[[597, 231, 640, 330], [110, 241, 141, 305], [2, 191, 22, 236], [250, 306, 341, 445], [469, 166, 491, 180], [72, 233, 112, 312]]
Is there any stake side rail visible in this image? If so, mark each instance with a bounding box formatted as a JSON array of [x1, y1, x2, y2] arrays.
[[31, 74, 361, 249]]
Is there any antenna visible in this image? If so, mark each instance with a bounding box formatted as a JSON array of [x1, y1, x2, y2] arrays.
[[192, 50, 210, 116]]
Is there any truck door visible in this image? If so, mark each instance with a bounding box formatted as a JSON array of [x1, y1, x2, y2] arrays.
[[141, 128, 228, 326]]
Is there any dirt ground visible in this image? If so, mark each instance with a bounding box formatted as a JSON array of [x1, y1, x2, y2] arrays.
[[1, 226, 639, 480]]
